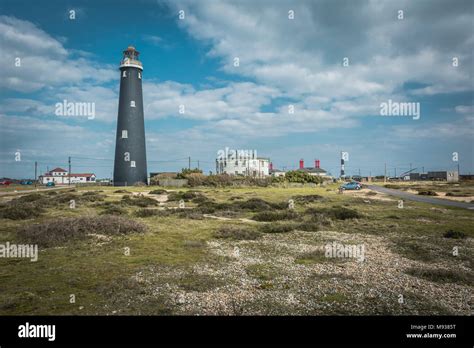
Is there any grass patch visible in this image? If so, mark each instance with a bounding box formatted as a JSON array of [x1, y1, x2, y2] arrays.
[[405, 267, 473, 285], [246, 264, 276, 281], [177, 272, 223, 292], [214, 225, 262, 240]]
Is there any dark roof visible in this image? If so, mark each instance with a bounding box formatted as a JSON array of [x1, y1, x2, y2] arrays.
[[299, 167, 327, 173], [50, 167, 67, 172]]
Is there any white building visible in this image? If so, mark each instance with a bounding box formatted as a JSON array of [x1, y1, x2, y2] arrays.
[[40, 167, 96, 185], [216, 156, 270, 177]]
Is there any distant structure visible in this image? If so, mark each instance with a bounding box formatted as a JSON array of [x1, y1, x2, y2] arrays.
[[215, 151, 270, 177], [113, 46, 148, 186], [40, 167, 96, 184], [269, 162, 286, 177], [297, 159, 328, 176]]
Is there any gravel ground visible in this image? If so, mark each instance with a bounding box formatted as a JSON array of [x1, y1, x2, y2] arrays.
[[129, 230, 473, 315]]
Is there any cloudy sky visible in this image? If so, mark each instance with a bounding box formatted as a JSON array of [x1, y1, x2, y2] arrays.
[[1, 0, 473, 179]]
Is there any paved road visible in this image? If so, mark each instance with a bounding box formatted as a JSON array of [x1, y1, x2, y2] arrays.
[[366, 185, 474, 210]]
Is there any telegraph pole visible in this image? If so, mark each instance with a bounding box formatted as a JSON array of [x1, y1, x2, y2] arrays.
[[197, 160, 200, 169], [188, 156, 191, 170], [384, 163, 387, 183], [68, 156, 71, 186], [34, 161, 37, 187]]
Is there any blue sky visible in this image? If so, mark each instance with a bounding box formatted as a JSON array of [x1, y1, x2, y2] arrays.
[[0, 0, 473, 179]]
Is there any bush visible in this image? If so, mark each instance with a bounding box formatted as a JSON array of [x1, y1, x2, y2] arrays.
[[405, 267, 473, 285], [80, 191, 105, 202], [17, 216, 147, 247], [259, 223, 295, 233], [191, 195, 212, 204], [292, 195, 324, 203], [184, 173, 206, 187], [121, 195, 158, 207], [418, 190, 438, 196], [114, 189, 130, 194], [237, 198, 272, 211], [329, 207, 361, 220], [167, 191, 198, 202], [214, 225, 261, 240], [295, 222, 320, 232], [15, 193, 43, 203], [0, 204, 43, 220], [445, 192, 469, 197], [175, 209, 205, 220], [56, 192, 79, 204], [252, 210, 299, 222], [135, 208, 171, 218], [281, 170, 323, 184], [149, 189, 168, 195], [443, 230, 466, 239], [100, 205, 128, 215], [305, 206, 360, 220]]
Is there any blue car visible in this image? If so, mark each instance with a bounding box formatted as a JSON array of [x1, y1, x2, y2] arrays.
[[340, 181, 362, 190], [46, 182, 55, 187]]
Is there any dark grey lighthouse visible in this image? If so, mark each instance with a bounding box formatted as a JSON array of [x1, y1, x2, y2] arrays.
[[113, 46, 148, 186]]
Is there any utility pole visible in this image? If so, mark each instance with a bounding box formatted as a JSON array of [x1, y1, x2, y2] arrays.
[[410, 163, 412, 171], [358, 168, 361, 176], [197, 160, 200, 169], [68, 156, 71, 186], [384, 163, 387, 183], [394, 167, 397, 178], [422, 166, 424, 173], [34, 161, 37, 187], [188, 156, 191, 170]]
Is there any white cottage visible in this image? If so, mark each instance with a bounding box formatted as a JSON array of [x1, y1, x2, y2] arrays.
[[40, 167, 96, 185]]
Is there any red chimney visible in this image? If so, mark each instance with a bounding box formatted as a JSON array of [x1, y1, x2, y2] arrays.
[[315, 160, 320, 169], [269, 162, 273, 171], [299, 159, 304, 169]]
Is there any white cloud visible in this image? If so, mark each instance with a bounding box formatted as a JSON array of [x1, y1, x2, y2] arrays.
[[0, 15, 115, 92]]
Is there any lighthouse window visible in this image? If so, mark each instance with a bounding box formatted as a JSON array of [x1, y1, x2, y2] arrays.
[[131, 161, 136, 168], [122, 130, 128, 138], [130, 101, 135, 107], [138, 72, 141, 79], [122, 71, 127, 78]]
